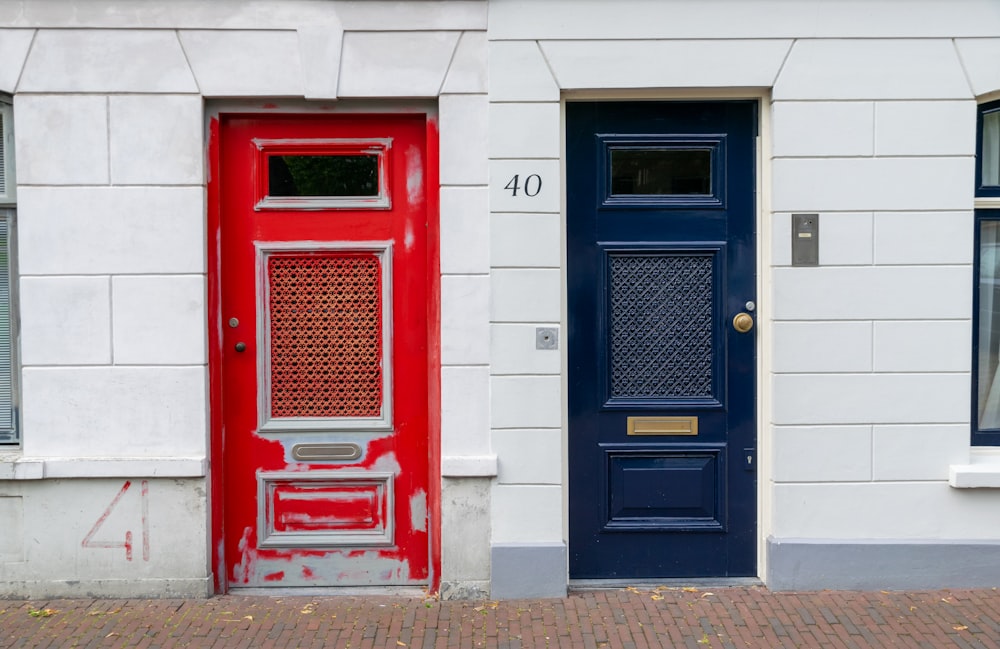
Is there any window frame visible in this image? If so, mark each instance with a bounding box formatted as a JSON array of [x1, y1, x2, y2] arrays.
[[0, 96, 17, 445], [972, 98, 1000, 446]]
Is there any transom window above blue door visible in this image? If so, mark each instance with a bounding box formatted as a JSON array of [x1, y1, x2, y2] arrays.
[[600, 136, 725, 208]]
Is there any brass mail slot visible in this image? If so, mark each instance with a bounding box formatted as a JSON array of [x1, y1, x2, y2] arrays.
[[627, 416, 698, 436]]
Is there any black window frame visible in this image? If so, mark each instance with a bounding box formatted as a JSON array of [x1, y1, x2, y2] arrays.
[[972, 98, 1000, 446]]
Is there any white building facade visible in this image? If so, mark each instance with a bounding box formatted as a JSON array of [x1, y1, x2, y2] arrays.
[[2, 0, 1000, 599]]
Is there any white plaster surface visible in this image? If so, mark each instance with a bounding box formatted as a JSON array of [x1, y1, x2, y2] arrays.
[[440, 94, 489, 186], [875, 101, 976, 156], [442, 31, 488, 94], [0, 479, 208, 585], [873, 211, 973, 265], [298, 24, 344, 100], [873, 321, 971, 373], [109, 95, 203, 185], [0, 29, 34, 93], [14, 95, 108, 185], [491, 269, 561, 322], [955, 38, 1000, 98], [772, 157, 974, 212], [770, 212, 792, 266], [490, 213, 560, 268], [818, 212, 874, 266], [490, 160, 561, 214], [488, 41, 559, 102], [339, 31, 460, 97], [540, 40, 791, 90], [441, 275, 490, 366], [771, 322, 872, 373], [441, 366, 491, 457], [441, 477, 491, 589], [771, 102, 874, 158], [0, 1, 484, 31], [179, 30, 303, 97], [17, 187, 205, 275], [19, 276, 111, 366], [21, 367, 207, 459], [490, 324, 561, 375], [491, 485, 562, 542], [490, 103, 560, 159], [771, 482, 1000, 539], [19, 30, 197, 93], [772, 373, 968, 425], [335, 1, 486, 31], [0, 495, 23, 561], [491, 376, 561, 429], [112, 275, 206, 365], [873, 425, 969, 481], [440, 187, 490, 274], [772, 266, 970, 320], [771, 426, 872, 483], [489, 0, 1000, 40], [773, 39, 972, 100], [493, 429, 562, 485]]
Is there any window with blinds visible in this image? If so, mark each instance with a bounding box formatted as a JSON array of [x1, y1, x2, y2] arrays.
[[0, 99, 17, 443], [0, 106, 7, 202]]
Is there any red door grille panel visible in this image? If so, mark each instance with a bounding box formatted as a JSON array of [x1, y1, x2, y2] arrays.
[[268, 252, 383, 418]]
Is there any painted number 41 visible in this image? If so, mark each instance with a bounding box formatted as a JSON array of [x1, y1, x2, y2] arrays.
[[81, 480, 150, 562], [504, 174, 542, 197]]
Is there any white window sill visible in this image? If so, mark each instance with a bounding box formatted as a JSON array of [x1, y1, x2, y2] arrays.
[[0, 455, 206, 480], [950, 449, 1000, 488]]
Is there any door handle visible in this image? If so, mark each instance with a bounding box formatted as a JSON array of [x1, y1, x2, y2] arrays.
[[733, 312, 754, 333], [234, 342, 247, 352]]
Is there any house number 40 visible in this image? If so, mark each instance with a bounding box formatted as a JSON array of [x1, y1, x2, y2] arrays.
[[504, 174, 542, 197]]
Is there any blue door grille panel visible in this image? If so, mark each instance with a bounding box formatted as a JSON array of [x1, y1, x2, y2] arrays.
[[605, 446, 724, 532], [608, 252, 714, 400]]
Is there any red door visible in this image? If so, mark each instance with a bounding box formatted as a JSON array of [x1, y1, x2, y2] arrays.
[[212, 114, 435, 588]]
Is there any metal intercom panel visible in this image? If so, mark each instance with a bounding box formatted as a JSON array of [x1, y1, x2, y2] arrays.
[[792, 213, 819, 266]]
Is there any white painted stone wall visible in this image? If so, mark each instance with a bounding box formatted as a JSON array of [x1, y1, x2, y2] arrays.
[[485, 0, 1000, 587], [0, 0, 491, 597]]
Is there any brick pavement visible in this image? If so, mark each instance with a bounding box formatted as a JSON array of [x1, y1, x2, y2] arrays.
[[2, 586, 999, 648]]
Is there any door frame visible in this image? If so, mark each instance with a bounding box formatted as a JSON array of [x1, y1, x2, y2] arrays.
[[560, 91, 772, 581], [205, 100, 442, 593]]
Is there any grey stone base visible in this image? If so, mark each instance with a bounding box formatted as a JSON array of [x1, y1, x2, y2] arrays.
[[0, 577, 212, 599], [491, 542, 567, 599], [767, 537, 1000, 590], [440, 580, 491, 600]]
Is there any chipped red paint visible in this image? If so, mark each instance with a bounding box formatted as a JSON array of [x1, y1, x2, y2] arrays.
[[207, 115, 227, 593], [424, 116, 442, 595], [270, 481, 385, 532], [212, 113, 436, 590]]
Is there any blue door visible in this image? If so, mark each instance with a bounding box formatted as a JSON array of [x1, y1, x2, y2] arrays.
[[567, 101, 757, 579]]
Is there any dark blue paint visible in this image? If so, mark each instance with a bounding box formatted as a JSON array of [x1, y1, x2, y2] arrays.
[[568, 101, 757, 579]]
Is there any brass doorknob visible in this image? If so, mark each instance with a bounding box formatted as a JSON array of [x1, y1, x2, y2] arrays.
[[733, 312, 754, 333]]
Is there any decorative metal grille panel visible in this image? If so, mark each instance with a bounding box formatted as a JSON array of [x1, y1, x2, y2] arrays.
[[268, 252, 383, 418], [609, 253, 714, 399]]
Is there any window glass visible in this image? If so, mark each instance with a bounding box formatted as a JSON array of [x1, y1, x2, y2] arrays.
[[979, 219, 1000, 431], [983, 110, 1000, 188], [268, 154, 379, 198], [610, 149, 711, 195]]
